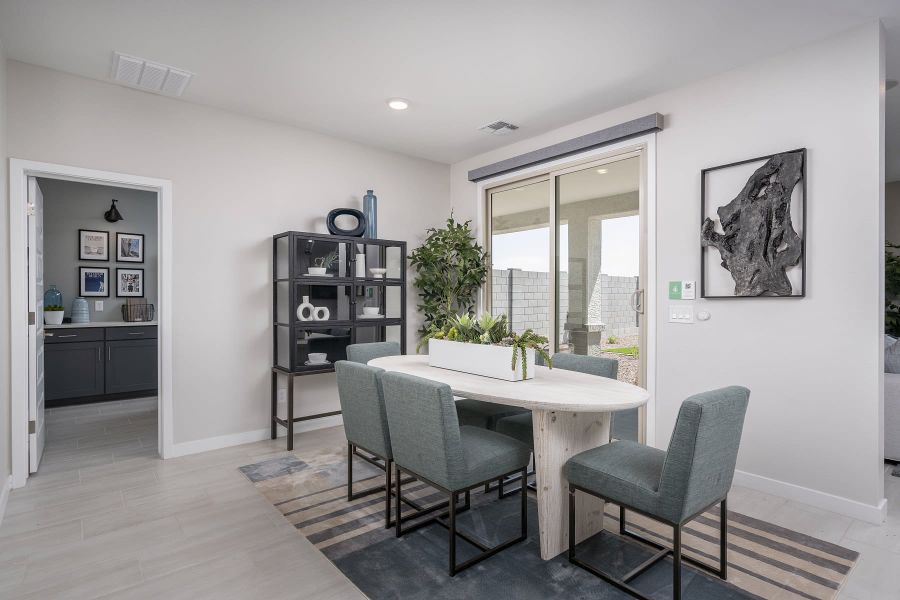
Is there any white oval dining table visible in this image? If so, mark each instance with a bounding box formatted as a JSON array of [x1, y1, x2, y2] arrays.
[[368, 354, 651, 560]]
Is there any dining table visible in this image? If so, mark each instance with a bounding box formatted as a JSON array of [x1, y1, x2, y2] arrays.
[[368, 354, 650, 560]]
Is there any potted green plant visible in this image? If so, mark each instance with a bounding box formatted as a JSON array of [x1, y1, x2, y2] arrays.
[[419, 313, 551, 381], [43, 304, 65, 325], [409, 215, 489, 335]]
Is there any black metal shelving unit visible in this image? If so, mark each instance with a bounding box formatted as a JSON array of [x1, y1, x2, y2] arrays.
[[271, 231, 407, 450]]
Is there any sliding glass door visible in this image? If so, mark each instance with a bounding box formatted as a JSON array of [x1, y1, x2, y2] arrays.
[[487, 151, 646, 441]]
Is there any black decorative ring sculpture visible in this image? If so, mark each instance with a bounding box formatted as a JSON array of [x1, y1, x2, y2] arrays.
[[326, 208, 367, 237]]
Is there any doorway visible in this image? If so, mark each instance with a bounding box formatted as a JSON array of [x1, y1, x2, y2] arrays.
[[9, 159, 173, 488], [485, 148, 651, 442]]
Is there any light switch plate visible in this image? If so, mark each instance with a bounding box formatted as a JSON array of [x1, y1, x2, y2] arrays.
[[94, 300, 104, 311], [669, 305, 694, 323]]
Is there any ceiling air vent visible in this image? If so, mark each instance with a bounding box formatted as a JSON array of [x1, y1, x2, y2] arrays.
[[479, 120, 520, 135], [111, 52, 193, 97]]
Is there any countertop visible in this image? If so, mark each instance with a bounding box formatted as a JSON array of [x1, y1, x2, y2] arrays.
[[45, 321, 157, 329]]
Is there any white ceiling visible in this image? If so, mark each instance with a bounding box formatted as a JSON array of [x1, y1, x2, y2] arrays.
[[0, 1, 898, 175]]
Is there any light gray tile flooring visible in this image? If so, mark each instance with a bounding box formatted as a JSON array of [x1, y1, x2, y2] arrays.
[[1, 398, 898, 598], [0, 398, 365, 599]]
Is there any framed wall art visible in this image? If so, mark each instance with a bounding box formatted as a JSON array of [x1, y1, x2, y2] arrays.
[[116, 268, 145, 298], [116, 232, 144, 263], [79, 266, 110, 297], [700, 148, 806, 298], [79, 229, 109, 261]]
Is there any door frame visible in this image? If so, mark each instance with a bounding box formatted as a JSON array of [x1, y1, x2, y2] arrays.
[[474, 133, 658, 446], [9, 159, 174, 488]]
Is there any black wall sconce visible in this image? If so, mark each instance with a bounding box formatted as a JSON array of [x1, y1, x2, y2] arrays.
[[104, 199, 123, 223]]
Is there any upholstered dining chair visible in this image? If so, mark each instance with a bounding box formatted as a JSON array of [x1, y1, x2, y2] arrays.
[[334, 360, 399, 528], [564, 386, 750, 600], [346, 340, 400, 364], [381, 371, 532, 576]]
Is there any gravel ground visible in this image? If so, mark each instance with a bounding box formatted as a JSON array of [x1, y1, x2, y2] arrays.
[[601, 334, 640, 386]]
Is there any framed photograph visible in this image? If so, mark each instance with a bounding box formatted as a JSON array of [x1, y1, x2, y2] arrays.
[[116, 268, 144, 298], [79, 267, 110, 297], [79, 229, 109, 261], [700, 148, 806, 298], [116, 232, 144, 263]]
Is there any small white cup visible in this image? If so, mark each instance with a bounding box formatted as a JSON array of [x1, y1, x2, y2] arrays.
[[308, 353, 327, 363]]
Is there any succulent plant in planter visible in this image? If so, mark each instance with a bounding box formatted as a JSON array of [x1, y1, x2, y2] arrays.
[[43, 305, 65, 325], [314, 249, 339, 270], [420, 312, 551, 379]]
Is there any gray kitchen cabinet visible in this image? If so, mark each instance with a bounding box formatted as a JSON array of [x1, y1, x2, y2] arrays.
[[106, 339, 158, 394], [45, 340, 105, 401], [44, 325, 157, 405]]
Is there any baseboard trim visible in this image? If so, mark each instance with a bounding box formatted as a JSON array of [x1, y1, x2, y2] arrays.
[[0, 475, 12, 528], [168, 415, 344, 458], [733, 469, 887, 524]]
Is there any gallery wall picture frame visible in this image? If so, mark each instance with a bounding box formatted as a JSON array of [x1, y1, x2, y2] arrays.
[[79, 266, 110, 297], [700, 148, 806, 299], [116, 268, 145, 298], [116, 232, 145, 263], [79, 229, 109, 261]]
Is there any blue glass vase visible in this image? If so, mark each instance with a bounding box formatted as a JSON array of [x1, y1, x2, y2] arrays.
[[363, 189, 377, 239], [44, 285, 62, 309]]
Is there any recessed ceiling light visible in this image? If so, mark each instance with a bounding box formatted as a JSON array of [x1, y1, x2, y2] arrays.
[[888, 79, 899, 91], [596, 168, 608, 175], [387, 98, 409, 110]]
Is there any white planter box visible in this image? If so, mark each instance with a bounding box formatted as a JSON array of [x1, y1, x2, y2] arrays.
[[43, 311, 65, 325], [428, 338, 535, 381]]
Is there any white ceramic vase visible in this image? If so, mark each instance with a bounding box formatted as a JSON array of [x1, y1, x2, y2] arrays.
[[313, 306, 330, 321], [297, 295, 315, 321]]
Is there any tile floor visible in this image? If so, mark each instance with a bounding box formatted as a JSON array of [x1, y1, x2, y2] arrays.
[[0, 397, 897, 599]]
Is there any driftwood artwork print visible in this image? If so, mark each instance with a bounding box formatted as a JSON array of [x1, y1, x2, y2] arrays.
[[701, 150, 804, 296]]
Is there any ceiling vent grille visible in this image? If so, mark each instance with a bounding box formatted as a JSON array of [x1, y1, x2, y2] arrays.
[[111, 52, 193, 97], [479, 120, 520, 135]]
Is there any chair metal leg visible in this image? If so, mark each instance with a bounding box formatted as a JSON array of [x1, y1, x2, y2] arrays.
[[521, 467, 527, 538], [449, 491, 457, 576], [673, 525, 682, 600], [346, 443, 353, 502], [720, 497, 728, 579], [568, 483, 576, 560], [385, 459, 392, 529], [620, 504, 626, 535], [395, 463, 402, 538]]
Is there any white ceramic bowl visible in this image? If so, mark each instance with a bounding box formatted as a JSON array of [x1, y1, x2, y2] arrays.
[[308, 353, 327, 363], [369, 268, 387, 278], [362, 307, 380, 316], [307, 267, 327, 276]]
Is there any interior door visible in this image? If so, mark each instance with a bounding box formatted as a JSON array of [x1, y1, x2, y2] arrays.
[[27, 177, 46, 473]]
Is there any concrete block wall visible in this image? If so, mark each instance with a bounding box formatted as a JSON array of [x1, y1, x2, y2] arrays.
[[490, 269, 637, 339]]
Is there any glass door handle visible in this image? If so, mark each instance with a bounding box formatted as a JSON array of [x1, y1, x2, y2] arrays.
[[630, 289, 645, 314]]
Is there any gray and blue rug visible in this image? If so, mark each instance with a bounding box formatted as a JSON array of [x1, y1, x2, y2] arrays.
[[240, 448, 857, 599]]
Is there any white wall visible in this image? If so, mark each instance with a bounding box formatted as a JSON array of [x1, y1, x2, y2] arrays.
[[6, 61, 449, 448], [39, 179, 157, 322], [887, 181, 900, 244], [451, 24, 886, 517], [0, 37, 11, 505]]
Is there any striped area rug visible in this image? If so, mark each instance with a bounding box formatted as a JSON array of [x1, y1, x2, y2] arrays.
[[240, 450, 857, 600]]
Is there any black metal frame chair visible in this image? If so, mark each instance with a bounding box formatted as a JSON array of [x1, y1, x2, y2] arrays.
[[346, 442, 444, 529], [568, 484, 728, 600], [396, 464, 528, 576]]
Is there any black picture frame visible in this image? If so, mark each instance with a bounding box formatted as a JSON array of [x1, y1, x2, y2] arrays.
[[79, 266, 110, 297], [116, 268, 145, 298], [78, 229, 109, 261], [700, 148, 807, 299], [116, 232, 145, 263]]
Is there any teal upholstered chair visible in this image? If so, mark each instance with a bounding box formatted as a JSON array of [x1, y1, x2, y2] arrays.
[[334, 360, 399, 528], [346, 341, 401, 364], [382, 371, 531, 576], [564, 386, 750, 600], [496, 353, 620, 449]]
